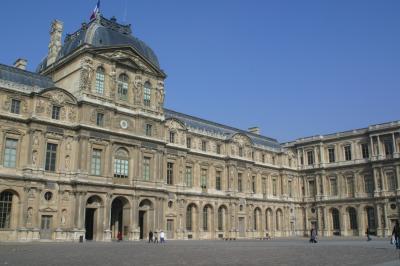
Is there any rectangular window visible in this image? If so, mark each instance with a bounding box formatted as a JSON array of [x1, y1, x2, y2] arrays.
[[201, 169, 207, 188], [10, 99, 21, 114], [300, 156, 304, 165], [201, 141, 207, 152], [252, 176, 256, 193], [387, 172, 396, 191], [143, 157, 151, 180], [309, 180, 315, 197], [384, 141, 393, 156], [114, 158, 129, 178], [117, 81, 128, 100], [3, 138, 17, 168], [185, 166, 193, 187], [272, 179, 277, 196], [45, 143, 57, 171], [52, 105, 60, 120], [186, 138, 191, 148], [347, 177, 354, 197], [96, 113, 104, 127], [344, 145, 352, 161], [145, 124, 152, 136], [330, 178, 338, 196], [169, 132, 175, 143], [215, 171, 221, 190], [238, 173, 243, 192], [95, 70, 105, 94], [328, 148, 335, 163], [167, 162, 174, 185], [144, 87, 151, 106], [288, 180, 292, 197], [361, 143, 369, 159], [364, 175, 374, 193], [307, 151, 314, 165], [90, 149, 102, 176], [216, 144, 221, 154], [262, 154, 265, 163], [262, 178, 267, 195], [239, 147, 243, 157]]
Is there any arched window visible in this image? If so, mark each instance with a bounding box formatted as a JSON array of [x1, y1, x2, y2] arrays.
[[218, 206, 225, 231], [332, 208, 340, 231], [254, 208, 260, 230], [366, 207, 376, 230], [0, 191, 13, 228], [348, 207, 358, 230], [203, 206, 209, 231], [143, 82, 151, 106], [265, 209, 272, 231], [117, 74, 129, 100], [95, 67, 105, 94], [186, 205, 193, 231], [276, 209, 282, 230], [114, 148, 129, 178]]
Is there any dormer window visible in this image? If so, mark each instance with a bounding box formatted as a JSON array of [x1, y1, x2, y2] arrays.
[[10, 99, 21, 114], [169, 131, 175, 143], [95, 67, 105, 94], [143, 81, 151, 106], [239, 147, 243, 157], [52, 105, 61, 120], [117, 74, 129, 100]]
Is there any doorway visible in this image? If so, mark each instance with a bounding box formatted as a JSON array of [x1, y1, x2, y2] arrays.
[[139, 210, 145, 239], [239, 217, 245, 237], [85, 195, 103, 241], [167, 219, 174, 239], [85, 208, 95, 240], [40, 215, 52, 239]]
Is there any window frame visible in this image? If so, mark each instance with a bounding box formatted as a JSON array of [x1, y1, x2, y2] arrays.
[[10, 99, 21, 114], [45, 142, 58, 172], [51, 105, 61, 120]]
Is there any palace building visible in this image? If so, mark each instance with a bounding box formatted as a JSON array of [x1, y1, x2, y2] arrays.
[[0, 15, 399, 241]]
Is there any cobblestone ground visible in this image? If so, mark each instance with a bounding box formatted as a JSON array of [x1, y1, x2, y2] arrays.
[[0, 238, 399, 266]]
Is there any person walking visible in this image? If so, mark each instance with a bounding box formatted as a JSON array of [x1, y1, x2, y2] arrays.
[[310, 227, 317, 243], [117, 231, 122, 242], [154, 231, 159, 243], [392, 221, 400, 249], [149, 230, 153, 243], [366, 227, 371, 241], [160, 230, 165, 243]]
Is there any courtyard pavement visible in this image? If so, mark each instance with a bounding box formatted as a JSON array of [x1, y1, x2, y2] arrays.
[[0, 238, 399, 266]]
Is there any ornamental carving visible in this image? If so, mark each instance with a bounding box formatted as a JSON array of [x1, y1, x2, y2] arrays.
[[35, 99, 46, 113], [68, 107, 77, 122], [133, 76, 143, 104], [79, 57, 94, 91], [109, 64, 116, 98]]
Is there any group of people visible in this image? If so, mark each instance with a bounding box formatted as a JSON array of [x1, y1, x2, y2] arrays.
[[148, 230, 166, 243]]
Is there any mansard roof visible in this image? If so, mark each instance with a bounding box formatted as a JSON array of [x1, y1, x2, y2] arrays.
[[37, 16, 161, 72], [0, 63, 54, 90], [164, 108, 282, 151]]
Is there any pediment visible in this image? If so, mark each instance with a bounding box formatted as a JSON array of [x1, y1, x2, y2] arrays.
[[39, 88, 77, 105], [165, 118, 186, 131], [231, 133, 253, 146], [39, 207, 58, 213]]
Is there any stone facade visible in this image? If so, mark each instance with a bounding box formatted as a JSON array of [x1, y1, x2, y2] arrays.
[[0, 15, 399, 242]]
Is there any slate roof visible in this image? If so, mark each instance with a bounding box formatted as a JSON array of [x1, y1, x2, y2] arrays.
[[37, 16, 160, 72], [0, 63, 54, 89], [164, 109, 282, 150]]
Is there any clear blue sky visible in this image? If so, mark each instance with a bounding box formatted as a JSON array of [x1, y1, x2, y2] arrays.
[[1, 0, 399, 142]]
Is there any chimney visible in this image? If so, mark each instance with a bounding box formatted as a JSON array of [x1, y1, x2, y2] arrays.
[[248, 127, 260, 135], [14, 58, 27, 70], [47, 20, 63, 66]]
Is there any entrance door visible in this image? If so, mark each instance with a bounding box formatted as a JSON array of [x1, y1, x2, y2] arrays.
[[239, 217, 245, 237], [139, 211, 145, 239], [166, 219, 174, 239], [40, 215, 52, 239], [85, 208, 95, 240]]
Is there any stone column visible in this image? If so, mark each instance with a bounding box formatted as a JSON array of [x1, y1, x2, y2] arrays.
[[357, 205, 365, 237], [373, 167, 381, 194], [375, 204, 383, 236], [396, 165, 400, 192], [339, 206, 346, 236], [383, 202, 389, 237], [380, 168, 387, 192]]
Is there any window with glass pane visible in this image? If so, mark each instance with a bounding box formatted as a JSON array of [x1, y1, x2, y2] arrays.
[[252, 176, 256, 193], [45, 143, 57, 171], [169, 132, 175, 143], [253, 211, 258, 230], [0, 191, 13, 229], [218, 208, 224, 230], [330, 178, 338, 196], [387, 172, 396, 190], [95, 67, 105, 94], [145, 124, 152, 136], [332, 209, 340, 230], [114, 148, 128, 178], [384, 141, 393, 156], [96, 113, 104, 127], [143, 82, 151, 106], [117, 74, 128, 100], [309, 180, 315, 197], [185, 166, 193, 187], [4, 138, 17, 168], [10, 99, 20, 114], [262, 154, 265, 163], [52, 105, 60, 120], [272, 179, 277, 196], [167, 162, 174, 185], [186, 138, 191, 148], [238, 173, 243, 192], [361, 143, 369, 159], [344, 145, 352, 161], [307, 150, 314, 165], [203, 206, 208, 231], [216, 144, 221, 154], [143, 157, 151, 180], [328, 148, 335, 163], [349, 208, 358, 229], [364, 175, 374, 193], [91, 149, 102, 175], [262, 178, 267, 195], [288, 180, 292, 197], [239, 147, 243, 157], [347, 177, 354, 197], [201, 141, 207, 152], [186, 205, 192, 231], [216, 171, 221, 190], [201, 169, 207, 188]]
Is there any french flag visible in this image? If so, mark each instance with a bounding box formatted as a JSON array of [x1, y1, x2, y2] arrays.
[[90, 0, 100, 20]]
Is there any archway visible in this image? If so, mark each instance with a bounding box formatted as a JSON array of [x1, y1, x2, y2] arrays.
[[347, 207, 358, 236], [110, 196, 130, 240], [138, 199, 154, 240], [276, 209, 283, 236], [365, 206, 376, 235], [254, 207, 261, 236], [0, 190, 19, 230], [331, 208, 340, 235], [202, 204, 214, 234], [186, 203, 198, 239], [265, 208, 273, 232], [85, 195, 103, 241], [217, 205, 228, 238]]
